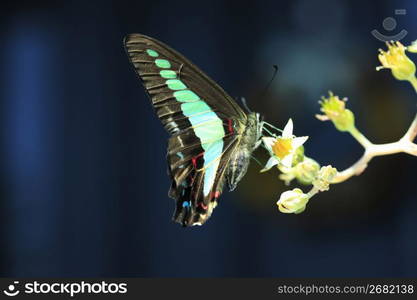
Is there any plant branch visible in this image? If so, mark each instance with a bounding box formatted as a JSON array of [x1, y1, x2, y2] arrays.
[[349, 126, 372, 148], [403, 112, 417, 142], [331, 113, 417, 183]]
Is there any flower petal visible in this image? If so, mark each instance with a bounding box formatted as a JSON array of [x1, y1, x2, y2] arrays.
[[292, 136, 309, 149], [282, 119, 293, 138], [294, 205, 306, 214], [262, 137, 276, 153], [280, 153, 294, 168], [260, 157, 279, 172]]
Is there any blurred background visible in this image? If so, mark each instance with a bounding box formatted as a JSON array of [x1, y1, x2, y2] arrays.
[[1, 0, 417, 277]]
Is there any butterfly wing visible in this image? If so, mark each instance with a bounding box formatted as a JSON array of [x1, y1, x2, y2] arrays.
[[124, 34, 247, 226]]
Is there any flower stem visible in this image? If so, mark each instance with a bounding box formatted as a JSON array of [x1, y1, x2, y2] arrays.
[[348, 126, 372, 148], [306, 186, 320, 198], [403, 113, 417, 142], [331, 115, 417, 184], [331, 153, 371, 183]]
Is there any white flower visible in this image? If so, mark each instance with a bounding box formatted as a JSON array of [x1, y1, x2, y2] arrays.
[[277, 188, 309, 214], [261, 119, 308, 171]]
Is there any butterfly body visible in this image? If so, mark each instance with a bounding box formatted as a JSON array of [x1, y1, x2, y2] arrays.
[[226, 112, 262, 191], [124, 34, 263, 226]]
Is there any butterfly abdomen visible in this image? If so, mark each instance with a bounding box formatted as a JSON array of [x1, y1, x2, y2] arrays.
[[226, 113, 261, 191]]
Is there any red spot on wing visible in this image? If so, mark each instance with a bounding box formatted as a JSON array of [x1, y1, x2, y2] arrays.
[[198, 202, 208, 210], [191, 152, 204, 169], [227, 119, 234, 134], [209, 191, 221, 201]]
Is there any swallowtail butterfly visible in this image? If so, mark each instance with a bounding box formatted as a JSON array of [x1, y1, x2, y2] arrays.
[[124, 34, 264, 226]]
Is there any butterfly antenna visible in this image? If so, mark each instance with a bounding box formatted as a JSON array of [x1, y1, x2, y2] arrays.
[[263, 121, 283, 134], [261, 65, 278, 99], [250, 155, 263, 166], [262, 125, 276, 137], [240, 97, 252, 113]]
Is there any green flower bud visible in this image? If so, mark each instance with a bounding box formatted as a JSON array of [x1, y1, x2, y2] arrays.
[[376, 41, 416, 81], [291, 145, 305, 166], [318, 92, 355, 132]]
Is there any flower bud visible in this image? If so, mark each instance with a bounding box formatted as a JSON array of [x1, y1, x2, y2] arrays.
[[376, 41, 416, 81], [292, 145, 305, 166], [294, 157, 321, 185], [277, 188, 309, 214], [408, 40, 417, 53], [279, 171, 296, 186], [317, 92, 355, 132], [312, 165, 337, 192]]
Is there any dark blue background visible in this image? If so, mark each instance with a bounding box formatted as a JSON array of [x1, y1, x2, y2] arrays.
[[1, 0, 417, 277]]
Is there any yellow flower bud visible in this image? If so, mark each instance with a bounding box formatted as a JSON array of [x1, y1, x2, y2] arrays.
[[312, 165, 337, 192], [376, 41, 416, 81], [277, 188, 309, 214], [408, 40, 417, 53], [317, 92, 355, 132]]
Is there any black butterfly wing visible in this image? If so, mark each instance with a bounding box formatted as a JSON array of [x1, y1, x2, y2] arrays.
[[124, 34, 246, 126], [166, 127, 242, 226], [124, 34, 247, 226]]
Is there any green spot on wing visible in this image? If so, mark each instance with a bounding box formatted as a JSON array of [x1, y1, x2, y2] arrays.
[[181, 101, 223, 142], [181, 101, 211, 115], [146, 49, 159, 57], [155, 59, 171, 68], [160, 70, 177, 79], [174, 90, 200, 102], [166, 79, 187, 90], [178, 89, 226, 196]]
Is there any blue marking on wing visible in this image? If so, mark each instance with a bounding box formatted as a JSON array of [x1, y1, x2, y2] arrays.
[[170, 82, 226, 196]]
